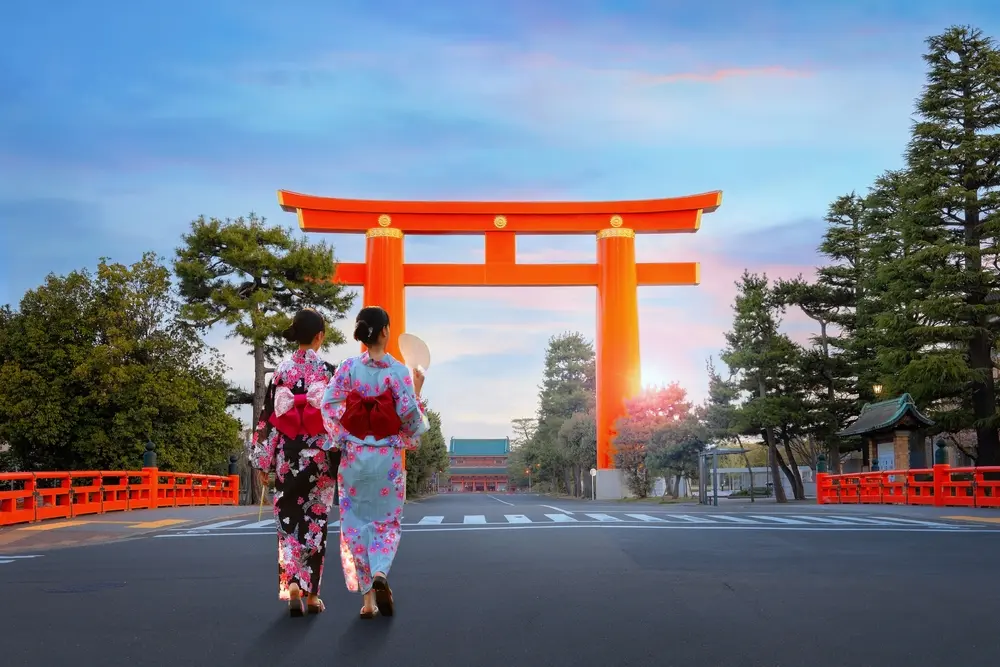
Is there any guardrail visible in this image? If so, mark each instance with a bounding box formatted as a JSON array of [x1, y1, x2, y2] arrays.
[[0, 466, 240, 527], [816, 464, 1000, 508]]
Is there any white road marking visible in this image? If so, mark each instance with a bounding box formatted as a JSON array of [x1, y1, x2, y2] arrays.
[[157, 531, 338, 538], [188, 520, 247, 531], [748, 515, 808, 525], [670, 514, 715, 523], [584, 513, 622, 522], [504, 514, 532, 524], [545, 513, 577, 522], [829, 516, 903, 526], [150, 522, 993, 537], [401, 524, 995, 534], [486, 495, 515, 506], [463, 515, 487, 524], [0, 554, 42, 559], [241, 520, 276, 530], [706, 515, 758, 524], [625, 513, 666, 522], [417, 516, 444, 525], [540, 505, 574, 515], [788, 516, 855, 525], [869, 516, 961, 528]]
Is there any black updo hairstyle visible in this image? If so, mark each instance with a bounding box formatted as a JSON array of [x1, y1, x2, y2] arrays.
[[282, 308, 326, 345], [353, 306, 390, 347]]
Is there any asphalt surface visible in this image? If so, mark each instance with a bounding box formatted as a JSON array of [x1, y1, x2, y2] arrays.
[[3, 493, 1000, 667]]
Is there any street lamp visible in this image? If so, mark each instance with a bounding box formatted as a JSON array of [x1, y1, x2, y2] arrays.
[[525, 467, 532, 492], [873, 383, 884, 397]]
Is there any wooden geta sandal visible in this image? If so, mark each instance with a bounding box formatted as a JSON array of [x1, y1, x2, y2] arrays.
[[372, 575, 395, 617]]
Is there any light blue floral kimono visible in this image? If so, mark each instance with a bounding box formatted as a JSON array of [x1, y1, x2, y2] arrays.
[[320, 351, 429, 595]]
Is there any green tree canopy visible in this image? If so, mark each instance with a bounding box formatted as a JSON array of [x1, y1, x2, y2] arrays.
[[0, 254, 240, 472], [406, 407, 448, 496]]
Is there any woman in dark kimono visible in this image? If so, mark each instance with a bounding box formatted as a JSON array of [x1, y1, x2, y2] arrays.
[[250, 309, 340, 617]]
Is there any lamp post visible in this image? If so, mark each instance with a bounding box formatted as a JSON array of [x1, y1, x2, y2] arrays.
[[872, 383, 884, 398]]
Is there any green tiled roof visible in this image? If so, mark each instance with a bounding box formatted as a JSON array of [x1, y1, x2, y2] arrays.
[[837, 393, 935, 437], [446, 467, 510, 476], [449, 438, 510, 456]]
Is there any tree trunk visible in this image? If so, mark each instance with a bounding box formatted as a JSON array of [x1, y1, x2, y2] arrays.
[[248, 342, 268, 506], [743, 455, 755, 502], [782, 439, 805, 500], [827, 442, 842, 474], [758, 376, 787, 503], [774, 448, 801, 500], [672, 473, 682, 499], [969, 333, 1000, 466]]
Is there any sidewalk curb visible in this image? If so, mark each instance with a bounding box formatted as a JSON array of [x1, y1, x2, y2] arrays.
[[0, 507, 260, 555]]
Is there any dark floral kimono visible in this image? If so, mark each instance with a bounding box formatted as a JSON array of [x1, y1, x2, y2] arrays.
[[250, 348, 341, 600]]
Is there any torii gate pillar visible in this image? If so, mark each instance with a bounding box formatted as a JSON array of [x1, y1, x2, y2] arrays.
[[362, 227, 405, 361], [596, 228, 641, 490]]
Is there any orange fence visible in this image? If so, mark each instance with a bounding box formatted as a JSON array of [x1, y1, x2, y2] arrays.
[[817, 464, 1000, 508], [0, 467, 240, 527]]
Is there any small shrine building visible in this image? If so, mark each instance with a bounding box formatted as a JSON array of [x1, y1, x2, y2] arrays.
[[837, 393, 935, 472]]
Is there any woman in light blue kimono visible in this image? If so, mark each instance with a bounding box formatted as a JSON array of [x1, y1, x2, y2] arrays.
[[321, 305, 429, 619]]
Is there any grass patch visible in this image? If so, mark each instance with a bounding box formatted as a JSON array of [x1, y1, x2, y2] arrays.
[[657, 496, 697, 504]]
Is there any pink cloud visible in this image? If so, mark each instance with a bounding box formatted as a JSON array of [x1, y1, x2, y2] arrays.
[[636, 66, 812, 85]]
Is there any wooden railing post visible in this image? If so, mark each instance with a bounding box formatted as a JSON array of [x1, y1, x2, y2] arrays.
[[933, 463, 949, 507], [227, 455, 240, 506]]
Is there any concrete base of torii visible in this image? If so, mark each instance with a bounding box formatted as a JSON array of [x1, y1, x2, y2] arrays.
[[595, 469, 630, 500]]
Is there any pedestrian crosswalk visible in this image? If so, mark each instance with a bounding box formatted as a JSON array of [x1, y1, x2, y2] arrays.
[[155, 512, 975, 538]]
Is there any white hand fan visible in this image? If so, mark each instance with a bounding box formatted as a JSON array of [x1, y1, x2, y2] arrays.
[[398, 332, 431, 374]]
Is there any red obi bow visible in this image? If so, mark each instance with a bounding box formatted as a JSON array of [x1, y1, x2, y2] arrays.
[[340, 389, 402, 441], [269, 383, 325, 438]]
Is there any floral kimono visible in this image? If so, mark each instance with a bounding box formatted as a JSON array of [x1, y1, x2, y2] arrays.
[[320, 351, 429, 596], [250, 348, 340, 600]]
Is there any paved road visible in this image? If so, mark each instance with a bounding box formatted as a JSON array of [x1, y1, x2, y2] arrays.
[[3, 493, 999, 666]]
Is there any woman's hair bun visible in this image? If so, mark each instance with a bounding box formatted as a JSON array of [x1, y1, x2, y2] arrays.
[[353, 320, 372, 343], [352, 306, 390, 347], [284, 309, 326, 345]]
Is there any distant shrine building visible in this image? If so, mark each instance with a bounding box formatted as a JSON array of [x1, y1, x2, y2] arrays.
[[446, 438, 510, 492]]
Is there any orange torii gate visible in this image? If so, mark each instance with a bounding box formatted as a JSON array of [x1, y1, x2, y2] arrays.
[[278, 189, 722, 497]]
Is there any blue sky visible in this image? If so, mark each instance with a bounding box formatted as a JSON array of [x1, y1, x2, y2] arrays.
[[2, 1, 998, 440]]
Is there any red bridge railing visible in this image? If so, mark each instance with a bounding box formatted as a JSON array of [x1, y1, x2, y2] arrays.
[[816, 464, 1000, 508], [0, 467, 240, 527]]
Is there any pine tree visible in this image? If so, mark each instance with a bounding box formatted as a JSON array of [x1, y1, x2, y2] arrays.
[[720, 272, 799, 502], [889, 26, 1000, 465], [775, 193, 882, 471], [531, 332, 596, 492], [174, 213, 355, 501]]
